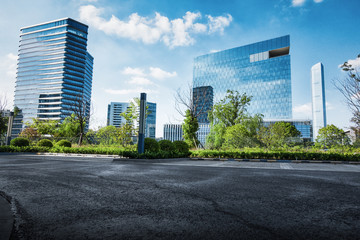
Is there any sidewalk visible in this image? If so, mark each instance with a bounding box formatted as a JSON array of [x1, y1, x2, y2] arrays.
[[0, 196, 13, 240]]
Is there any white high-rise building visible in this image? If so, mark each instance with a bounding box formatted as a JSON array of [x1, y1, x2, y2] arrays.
[[311, 62, 327, 140]]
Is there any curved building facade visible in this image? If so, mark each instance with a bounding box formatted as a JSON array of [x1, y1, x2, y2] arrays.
[[13, 18, 93, 135]]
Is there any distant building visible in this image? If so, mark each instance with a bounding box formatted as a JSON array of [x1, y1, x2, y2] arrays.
[[197, 123, 211, 147], [311, 62, 327, 140], [13, 18, 93, 136], [107, 102, 130, 127], [263, 119, 313, 141], [107, 101, 156, 139], [193, 86, 213, 123], [193, 35, 292, 119], [163, 124, 183, 142]]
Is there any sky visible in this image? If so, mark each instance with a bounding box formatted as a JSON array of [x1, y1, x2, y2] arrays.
[[0, 0, 359, 138]]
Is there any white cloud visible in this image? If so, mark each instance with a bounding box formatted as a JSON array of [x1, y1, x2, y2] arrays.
[[0, 53, 17, 108], [292, 0, 324, 7], [208, 14, 232, 34], [122, 67, 145, 76], [347, 57, 360, 69], [128, 76, 153, 85], [292, 0, 306, 6], [104, 88, 156, 95], [209, 49, 220, 53], [326, 101, 334, 110], [149, 67, 177, 79], [79, 5, 232, 48], [293, 102, 312, 118]]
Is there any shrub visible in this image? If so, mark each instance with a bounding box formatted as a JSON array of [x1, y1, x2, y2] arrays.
[[10, 137, 30, 147], [56, 140, 72, 148], [144, 138, 159, 152], [159, 140, 175, 152], [173, 141, 190, 153], [37, 139, 53, 148]]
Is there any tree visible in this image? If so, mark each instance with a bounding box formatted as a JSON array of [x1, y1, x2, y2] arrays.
[[96, 125, 119, 145], [223, 114, 263, 149], [334, 55, 360, 129], [183, 109, 200, 148], [28, 118, 60, 136], [257, 122, 301, 148], [19, 127, 40, 141], [67, 96, 91, 145], [0, 96, 8, 139], [175, 84, 213, 148], [207, 90, 252, 149], [316, 124, 350, 148], [56, 114, 82, 139]]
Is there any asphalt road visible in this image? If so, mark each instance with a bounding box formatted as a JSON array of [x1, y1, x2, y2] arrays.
[[0, 154, 360, 240]]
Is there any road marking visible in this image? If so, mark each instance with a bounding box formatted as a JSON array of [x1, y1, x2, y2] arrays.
[[280, 163, 293, 170]]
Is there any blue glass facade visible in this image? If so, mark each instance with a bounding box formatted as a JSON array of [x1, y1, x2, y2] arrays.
[[193, 86, 213, 123], [107, 101, 156, 139], [193, 35, 292, 119], [13, 18, 93, 135]]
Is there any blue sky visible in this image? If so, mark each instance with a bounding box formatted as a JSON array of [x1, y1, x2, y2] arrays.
[[0, 0, 359, 137]]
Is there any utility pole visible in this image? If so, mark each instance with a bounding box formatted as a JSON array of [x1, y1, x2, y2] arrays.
[[6, 112, 14, 145], [138, 93, 146, 154]]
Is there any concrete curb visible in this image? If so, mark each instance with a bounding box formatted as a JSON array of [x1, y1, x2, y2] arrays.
[[0, 195, 13, 240], [36, 152, 120, 159], [190, 158, 360, 165]]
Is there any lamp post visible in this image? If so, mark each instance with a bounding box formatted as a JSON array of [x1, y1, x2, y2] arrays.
[[137, 93, 146, 154], [5, 111, 14, 145]]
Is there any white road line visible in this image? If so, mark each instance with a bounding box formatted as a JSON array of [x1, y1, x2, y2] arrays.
[[280, 163, 293, 170]]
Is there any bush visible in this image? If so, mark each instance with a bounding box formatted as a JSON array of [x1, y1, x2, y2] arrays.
[[37, 139, 53, 148], [56, 140, 72, 148], [173, 141, 190, 153], [144, 138, 159, 152], [159, 140, 175, 152], [10, 137, 30, 147]]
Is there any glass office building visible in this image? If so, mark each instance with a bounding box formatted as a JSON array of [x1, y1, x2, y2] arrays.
[[193, 86, 213, 123], [263, 119, 313, 141], [193, 35, 292, 119], [13, 18, 93, 135], [163, 124, 183, 142], [107, 101, 156, 139], [311, 62, 326, 140]]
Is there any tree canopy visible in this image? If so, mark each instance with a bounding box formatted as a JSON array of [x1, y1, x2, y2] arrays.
[[316, 124, 350, 148]]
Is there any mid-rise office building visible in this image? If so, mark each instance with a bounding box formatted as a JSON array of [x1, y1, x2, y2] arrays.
[[193, 86, 213, 123], [13, 18, 93, 136], [163, 124, 183, 142], [311, 62, 326, 140], [107, 101, 156, 139], [263, 119, 313, 141], [193, 35, 292, 119]]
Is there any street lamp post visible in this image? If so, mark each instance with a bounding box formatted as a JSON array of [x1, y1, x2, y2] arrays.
[[138, 93, 146, 154]]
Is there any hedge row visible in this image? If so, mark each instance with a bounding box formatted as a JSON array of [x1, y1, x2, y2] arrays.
[[0, 146, 190, 159], [190, 150, 360, 161]]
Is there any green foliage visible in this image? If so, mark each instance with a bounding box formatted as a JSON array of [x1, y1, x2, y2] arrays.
[[56, 114, 82, 138], [96, 125, 119, 145], [56, 140, 72, 148], [173, 141, 190, 153], [10, 137, 30, 147], [316, 124, 350, 148], [257, 122, 301, 148], [182, 109, 199, 148], [37, 139, 53, 148], [207, 90, 253, 149], [159, 140, 175, 151], [121, 150, 190, 159], [223, 114, 263, 149], [0, 114, 7, 137], [190, 148, 360, 162], [29, 118, 60, 136], [144, 138, 160, 152], [19, 127, 40, 140]]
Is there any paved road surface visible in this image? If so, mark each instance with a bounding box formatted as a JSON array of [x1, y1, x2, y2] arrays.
[[0, 154, 359, 240]]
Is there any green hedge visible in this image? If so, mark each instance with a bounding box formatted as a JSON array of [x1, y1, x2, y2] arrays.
[[190, 150, 360, 161], [10, 138, 30, 147]]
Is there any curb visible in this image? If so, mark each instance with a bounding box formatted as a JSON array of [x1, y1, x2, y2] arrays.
[[0, 194, 13, 240], [190, 158, 360, 165], [36, 152, 120, 159]]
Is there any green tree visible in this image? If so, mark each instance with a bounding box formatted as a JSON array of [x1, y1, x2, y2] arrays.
[[182, 109, 200, 148], [96, 125, 119, 145], [258, 122, 301, 148], [223, 114, 263, 149], [207, 90, 252, 149], [28, 118, 60, 136], [316, 124, 350, 148], [0, 97, 8, 140], [56, 114, 82, 139]]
